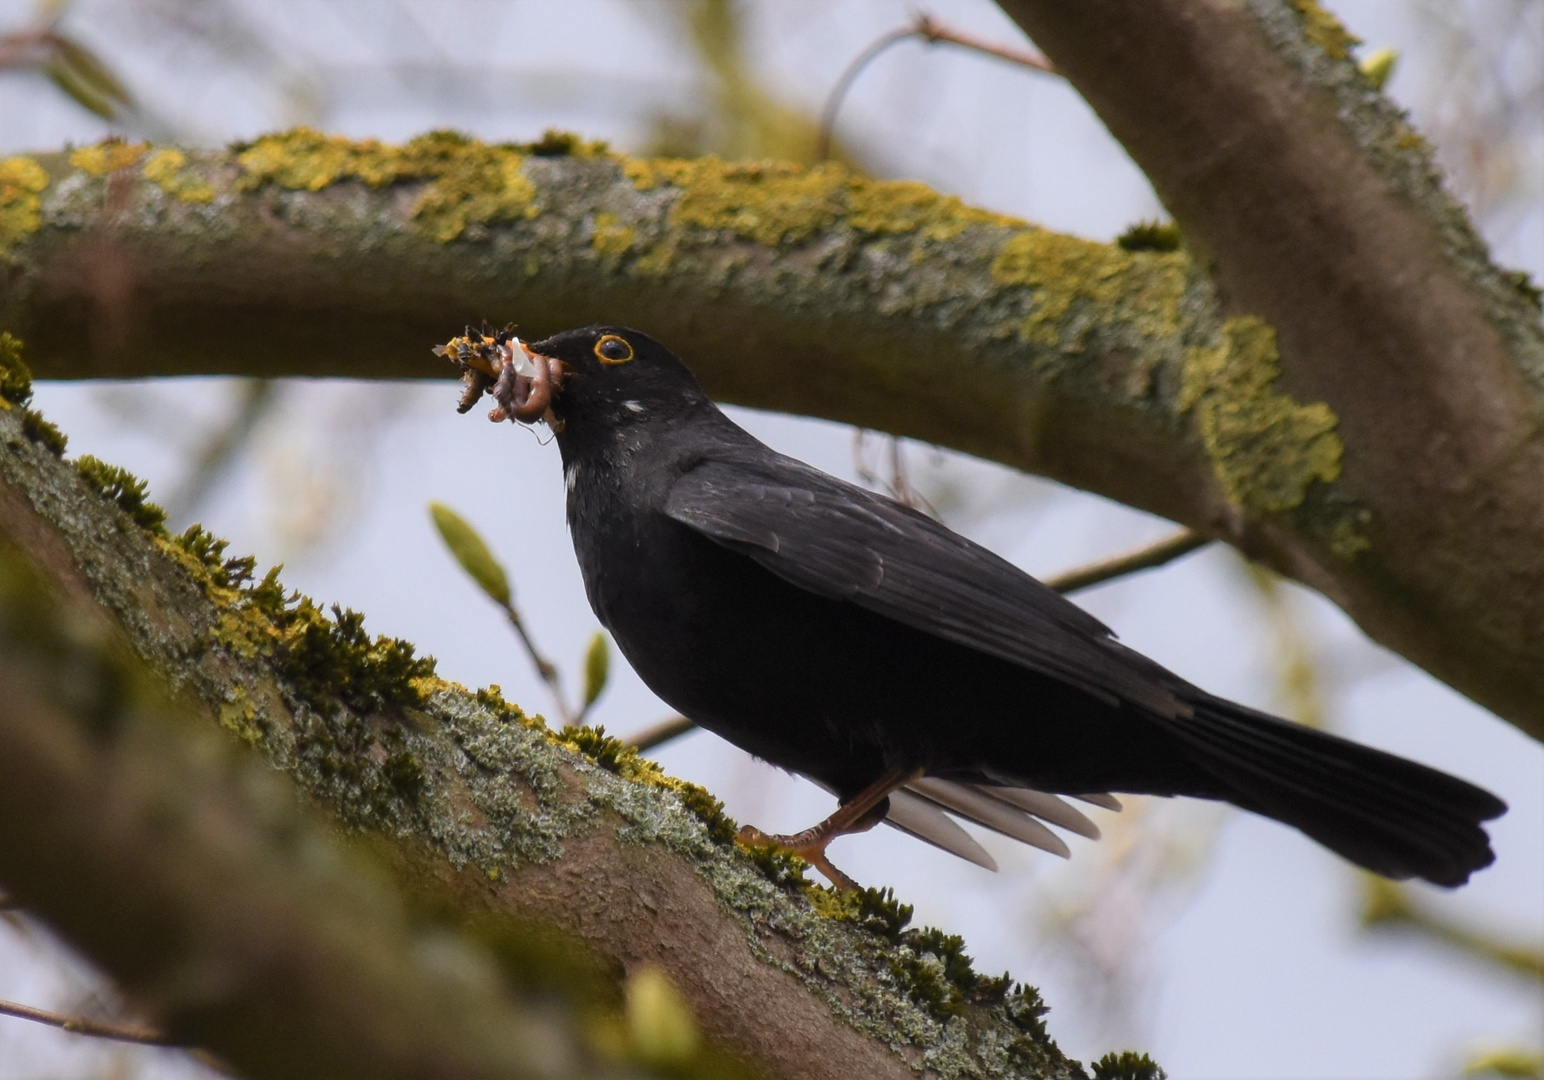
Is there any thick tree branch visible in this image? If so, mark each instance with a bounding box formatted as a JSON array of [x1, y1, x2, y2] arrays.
[[0, 359, 1083, 1078], [992, 0, 1544, 735], [5, 124, 1539, 739], [0, 546, 625, 1080]]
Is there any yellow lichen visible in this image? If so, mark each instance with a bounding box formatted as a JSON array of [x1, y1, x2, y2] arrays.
[[625, 157, 1019, 248], [236, 128, 537, 243], [990, 227, 1188, 347], [847, 177, 1018, 241], [1180, 316, 1343, 516], [0, 156, 49, 255], [590, 211, 635, 256], [633, 157, 847, 247], [68, 139, 147, 177], [142, 148, 216, 204], [1291, 0, 1360, 61]]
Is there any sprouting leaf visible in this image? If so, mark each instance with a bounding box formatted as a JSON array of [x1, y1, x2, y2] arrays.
[[44, 36, 134, 120], [428, 502, 511, 607], [583, 630, 609, 708], [624, 966, 698, 1067], [1359, 47, 1399, 91]]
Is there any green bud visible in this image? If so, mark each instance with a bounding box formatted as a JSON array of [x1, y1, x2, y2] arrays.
[[428, 503, 511, 607], [583, 630, 610, 708], [624, 966, 698, 1066], [1359, 47, 1398, 90]]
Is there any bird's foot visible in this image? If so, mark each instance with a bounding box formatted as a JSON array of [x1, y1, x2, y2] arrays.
[[737, 824, 863, 892]]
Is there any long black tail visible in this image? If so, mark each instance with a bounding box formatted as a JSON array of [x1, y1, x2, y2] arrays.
[[1152, 696, 1506, 886]]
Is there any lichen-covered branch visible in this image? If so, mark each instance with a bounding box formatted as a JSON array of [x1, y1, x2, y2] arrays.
[[1, 3, 1542, 750], [0, 546, 625, 1080], [0, 343, 1084, 1079], [993, 0, 1544, 737]]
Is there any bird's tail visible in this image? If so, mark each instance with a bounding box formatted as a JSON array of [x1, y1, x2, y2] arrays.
[[1154, 696, 1506, 887]]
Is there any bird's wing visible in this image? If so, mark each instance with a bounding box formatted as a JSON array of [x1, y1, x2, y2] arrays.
[[664, 453, 1185, 717]]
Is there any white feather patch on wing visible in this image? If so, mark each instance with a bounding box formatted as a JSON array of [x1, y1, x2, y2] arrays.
[[1071, 792, 1124, 812], [884, 789, 998, 871], [907, 778, 1071, 859], [978, 786, 1103, 840]]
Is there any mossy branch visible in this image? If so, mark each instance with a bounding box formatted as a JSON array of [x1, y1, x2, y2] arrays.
[[3, 93, 1543, 742], [0, 342, 1086, 1079]]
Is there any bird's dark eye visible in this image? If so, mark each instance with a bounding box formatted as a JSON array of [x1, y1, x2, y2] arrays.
[[594, 334, 634, 365]]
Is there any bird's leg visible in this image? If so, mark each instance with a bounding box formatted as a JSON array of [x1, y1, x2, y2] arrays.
[[739, 767, 923, 892]]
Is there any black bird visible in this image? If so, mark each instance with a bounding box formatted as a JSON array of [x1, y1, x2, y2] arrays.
[[446, 324, 1505, 889]]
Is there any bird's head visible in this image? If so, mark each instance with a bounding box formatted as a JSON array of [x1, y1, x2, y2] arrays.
[[436, 323, 710, 450]]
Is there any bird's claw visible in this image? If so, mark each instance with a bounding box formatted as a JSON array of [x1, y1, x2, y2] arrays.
[[738, 824, 863, 893]]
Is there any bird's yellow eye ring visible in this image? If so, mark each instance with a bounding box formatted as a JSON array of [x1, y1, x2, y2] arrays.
[[595, 334, 634, 365]]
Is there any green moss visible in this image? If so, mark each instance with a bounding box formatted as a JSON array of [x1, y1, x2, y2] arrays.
[[1179, 316, 1344, 517], [523, 130, 609, 158], [1504, 269, 1543, 312], [590, 212, 635, 256], [68, 139, 146, 177], [75, 456, 169, 535], [991, 227, 1189, 347], [21, 410, 68, 455], [807, 885, 914, 942], [557, 724, 739, 846], [273, 600, 436, 715], [889, 926, 1012, 1020], [1290, 0, 1360, 60], [0, 332, 34, 408], [1116, 220, 1181, 253], [236, 127, 538, 243], [1092, 1051, 1167, 1080], [142, 148, 216, 204], [735, 839, 809, 890], [0, 155, 49, 255]]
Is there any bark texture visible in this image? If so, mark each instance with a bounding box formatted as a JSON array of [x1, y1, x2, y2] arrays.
[[2, 7, 1541, 741], [994, 0, 1544, 733], [0, 371, 1082, 1078]]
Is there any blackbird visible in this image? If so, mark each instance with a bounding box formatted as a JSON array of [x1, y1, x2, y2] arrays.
[[443, 323, 1505, 889]]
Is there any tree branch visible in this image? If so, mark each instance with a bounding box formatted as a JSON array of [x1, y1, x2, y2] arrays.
[[0, 354, 1084, 1079], [5, 122, 1537, 740], [991, 0, 1544, 736]]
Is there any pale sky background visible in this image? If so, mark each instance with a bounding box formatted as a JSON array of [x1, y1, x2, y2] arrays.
[[1, 2, 1541, 1078]]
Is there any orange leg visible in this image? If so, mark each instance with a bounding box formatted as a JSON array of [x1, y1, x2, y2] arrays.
[[739, 767, 923, 891]]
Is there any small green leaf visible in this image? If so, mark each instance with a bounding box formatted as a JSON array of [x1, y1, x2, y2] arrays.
[[624, 966, 699, 1067], [45, 37, 134, 120], [428, 502, 511, 607], [583, 630, 610, 708], [1359, 47, 1399, 90]]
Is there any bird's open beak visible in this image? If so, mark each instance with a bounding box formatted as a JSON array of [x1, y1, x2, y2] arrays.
[[488, 339, 564, 426], [434, 331, 563, 428]]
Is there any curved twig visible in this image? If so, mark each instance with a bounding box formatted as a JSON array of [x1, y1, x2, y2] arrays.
[[817, 13, 1056, 161]]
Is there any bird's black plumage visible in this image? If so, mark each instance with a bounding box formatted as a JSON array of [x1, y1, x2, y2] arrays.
[[530, 324, 1505, 887]]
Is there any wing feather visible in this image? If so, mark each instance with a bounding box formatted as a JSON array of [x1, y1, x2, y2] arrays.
[[665, 453, 1183, 717]]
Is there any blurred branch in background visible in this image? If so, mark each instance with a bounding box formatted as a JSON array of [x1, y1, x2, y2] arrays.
[[0, 2, 134, 123], [163, 378, 275, 525], [1361, 876, 1544, 985], [817, 10, 1056, 161]]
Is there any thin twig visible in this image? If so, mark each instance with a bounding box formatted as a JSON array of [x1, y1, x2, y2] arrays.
[[500, 605, 574, 726], [817, 12, 1055, 160], [626, 715, 696, 753], [1044, 530, 1209, 595], [0, 996, 173, 1047]]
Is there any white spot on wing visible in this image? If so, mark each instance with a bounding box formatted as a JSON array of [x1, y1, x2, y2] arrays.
[[623, 400, 645, 414], [565, 462, 580, 493]]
